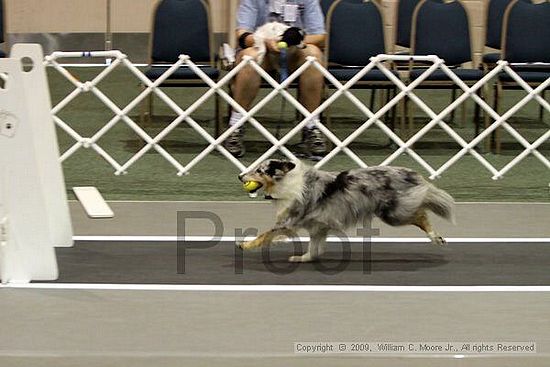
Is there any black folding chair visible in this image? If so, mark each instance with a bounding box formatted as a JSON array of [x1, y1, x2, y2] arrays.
[[406, 0, 486, 140], [482, 0, 531, 69], [393, 0, 443, 53], [325, 0, 399, 131], [493, 0, 550, 152], [142, 0, 221, 133]]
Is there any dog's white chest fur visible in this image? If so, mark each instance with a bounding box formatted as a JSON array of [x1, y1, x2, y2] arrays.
[[253, 22, 289, 64], [272, 162, 305, 217]]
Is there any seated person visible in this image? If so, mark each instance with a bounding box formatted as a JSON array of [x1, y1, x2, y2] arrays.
[[225, 0, 328, 158]]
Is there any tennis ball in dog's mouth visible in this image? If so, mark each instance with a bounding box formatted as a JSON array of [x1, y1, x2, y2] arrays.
[[277, 41, 288, 49], [243, 181, 261, 192]]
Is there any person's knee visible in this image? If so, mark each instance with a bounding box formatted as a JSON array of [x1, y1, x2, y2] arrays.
[[300, 46, 324, 84], [290, 44, 323, 68], [237, 47, 259, 63], [235, 48, 261, 83], [303, 44, 323, 61]]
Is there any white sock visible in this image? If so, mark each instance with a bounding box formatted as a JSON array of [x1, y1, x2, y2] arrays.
[[229, 110, 243, 127], [306, 115, 320, 129]]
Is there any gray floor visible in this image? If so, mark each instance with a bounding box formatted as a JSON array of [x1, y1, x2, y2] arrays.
[[69, 201, 550, 238], [50, 240, 550, 285], [1, 201, 549, 366], [1, 289, 549, 366]]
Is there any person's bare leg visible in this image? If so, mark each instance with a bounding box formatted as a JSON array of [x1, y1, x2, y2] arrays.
[[226, 47, 271, 157], [290, 44, 324, 113], [232, 48, 263, 110], [289, 44, 327, 155]]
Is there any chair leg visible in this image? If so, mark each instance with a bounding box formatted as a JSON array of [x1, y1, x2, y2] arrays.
[[148, 93, 154, 123], [387, 87, 396, 131], [461, 89, 467, 127], [139, 84, 153, 125], [326, 97, 333, 131], [481, 84, 491, 141], [139, 84, 146, 125], [493, 83, 502, 154], [450, 88, 457, 124], [378, 88, 385, 113], [400, 95, 407, 138], [407, 95, 414, 140], [370, 89, 376, 111], [321, 85, 332, 130], [215, 93, 222, 137], [296, 86, 301, 123], [473, 88, 482, 151], [539, 90, 546, 122], [226, 83, 234, 132]]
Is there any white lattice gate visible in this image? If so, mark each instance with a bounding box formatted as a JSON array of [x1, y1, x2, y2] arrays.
[[46, 51, 550, 180]]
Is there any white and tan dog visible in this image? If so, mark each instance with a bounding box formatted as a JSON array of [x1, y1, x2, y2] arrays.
[[252, 22, 290, 64]]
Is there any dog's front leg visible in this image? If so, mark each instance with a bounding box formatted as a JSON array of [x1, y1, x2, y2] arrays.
[[289, 229, 328, 263], [237, 227, 294, 250], [275, 208, 291, 227]]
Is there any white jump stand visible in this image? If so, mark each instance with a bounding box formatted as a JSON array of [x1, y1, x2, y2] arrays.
[[0, 44, 73, 284]]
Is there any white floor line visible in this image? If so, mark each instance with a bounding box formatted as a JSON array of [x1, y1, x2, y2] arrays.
[[3, 283, 550, 292], [70, 200, 550, 205], [72, 235, 550, 243]]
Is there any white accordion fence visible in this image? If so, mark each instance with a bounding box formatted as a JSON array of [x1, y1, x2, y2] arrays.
[[46, 50, 550, 180]]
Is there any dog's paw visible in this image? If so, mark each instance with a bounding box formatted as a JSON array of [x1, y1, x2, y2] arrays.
[[288, 254, 314, 263], [238, 240, 260, 250], [431, 236, 446, 246]]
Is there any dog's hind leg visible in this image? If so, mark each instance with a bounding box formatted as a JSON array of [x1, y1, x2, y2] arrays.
[[289, 229, 328, 263], [413, 210, 446, 246]]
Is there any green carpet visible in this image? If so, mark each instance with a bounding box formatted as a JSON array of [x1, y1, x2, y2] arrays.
[[48, 66, 550, 202]]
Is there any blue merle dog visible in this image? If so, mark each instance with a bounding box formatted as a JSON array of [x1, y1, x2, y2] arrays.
[[238, 159, 455, 262]]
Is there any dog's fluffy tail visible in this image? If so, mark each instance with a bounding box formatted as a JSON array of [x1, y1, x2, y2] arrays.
[[423, 184, 455, 223]]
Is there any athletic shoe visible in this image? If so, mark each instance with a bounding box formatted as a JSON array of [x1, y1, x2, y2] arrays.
[[224, 127, 245, 158], [303, 126, 327, 156]]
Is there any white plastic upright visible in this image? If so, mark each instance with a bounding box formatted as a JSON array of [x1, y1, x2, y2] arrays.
[[0, 48, 60, 283], [11, 44, 73, 248]]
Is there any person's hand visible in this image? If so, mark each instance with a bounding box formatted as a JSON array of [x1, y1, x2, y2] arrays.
[[266, 38, 281, 53]]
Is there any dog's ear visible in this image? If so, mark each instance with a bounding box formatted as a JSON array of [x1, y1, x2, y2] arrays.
[[281, 27, 305, 47], [266, 160, 296, 179], [282, 161, 296, 173]]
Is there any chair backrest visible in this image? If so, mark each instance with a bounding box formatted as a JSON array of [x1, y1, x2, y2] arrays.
[[320, 0, 366, 16], [502, 0, 550, 63], [394, 0, 443, 49], [150, 0, 213, 63], [326, 0, 385, 66], [411, 0, 473, 66], [485, 0, 516, 49]]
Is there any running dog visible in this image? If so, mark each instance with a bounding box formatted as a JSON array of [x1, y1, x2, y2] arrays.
[[237, 159, 455, 262]]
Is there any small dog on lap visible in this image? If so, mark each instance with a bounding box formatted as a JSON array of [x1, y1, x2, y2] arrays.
[[238, 159, 455, 263]]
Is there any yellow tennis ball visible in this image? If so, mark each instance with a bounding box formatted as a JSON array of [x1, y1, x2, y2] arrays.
[[277, 41, 288, 49], [243, 181, 261, 192]]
